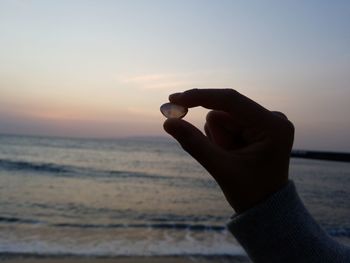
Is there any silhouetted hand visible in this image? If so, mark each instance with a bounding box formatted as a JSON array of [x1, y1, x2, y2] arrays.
[[163, 89, 294, 213]]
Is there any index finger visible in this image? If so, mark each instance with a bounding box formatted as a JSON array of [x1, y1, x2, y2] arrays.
[[169, 89, 272, 125]]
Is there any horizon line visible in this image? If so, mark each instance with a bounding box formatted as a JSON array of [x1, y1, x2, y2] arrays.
[[1, 132, 349, 156]]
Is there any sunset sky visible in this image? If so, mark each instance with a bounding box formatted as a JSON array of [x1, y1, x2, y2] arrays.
[[0, 0, 349, 151]]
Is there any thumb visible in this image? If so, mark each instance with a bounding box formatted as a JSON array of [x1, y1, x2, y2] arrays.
[[163, 118, 223, 174]]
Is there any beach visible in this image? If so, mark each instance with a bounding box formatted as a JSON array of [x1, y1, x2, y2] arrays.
[[1, 256, 251, 263]]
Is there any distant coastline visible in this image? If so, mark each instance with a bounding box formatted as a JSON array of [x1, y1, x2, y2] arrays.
[[291, 150, 350, 163], [1, 133, 349, 162]]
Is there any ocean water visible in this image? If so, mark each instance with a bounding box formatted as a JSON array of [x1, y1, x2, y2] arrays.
[[0, 134, 349, 257]]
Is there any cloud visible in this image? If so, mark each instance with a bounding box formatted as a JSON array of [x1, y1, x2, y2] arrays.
[[118, 70, 233, 91], [120, 73, 195, 90]]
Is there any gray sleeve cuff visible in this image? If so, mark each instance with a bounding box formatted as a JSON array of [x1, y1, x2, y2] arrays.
[[227, 181, 350, 263]]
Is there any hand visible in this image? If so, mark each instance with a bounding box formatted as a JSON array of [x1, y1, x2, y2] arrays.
[[163, 89, 294, 213]]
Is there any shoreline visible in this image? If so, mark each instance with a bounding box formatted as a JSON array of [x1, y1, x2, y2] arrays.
[[0, 255, 251, 263]]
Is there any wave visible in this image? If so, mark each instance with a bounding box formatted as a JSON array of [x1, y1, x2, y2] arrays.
[[0, 159, 212, 190], [0, 216, 41, 224], [1, 215, 350, 237], [0, 216, 225, 232], [0, 231, 245, 257], [0, 159, 70, 174], [52, 222, 227, 231], [0, 158, 164, 180]]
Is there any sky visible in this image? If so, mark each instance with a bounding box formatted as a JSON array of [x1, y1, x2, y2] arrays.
[[0, 0, 349, 151]]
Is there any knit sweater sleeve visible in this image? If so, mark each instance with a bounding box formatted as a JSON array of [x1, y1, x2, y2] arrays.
[[227, 181, 350, 263]]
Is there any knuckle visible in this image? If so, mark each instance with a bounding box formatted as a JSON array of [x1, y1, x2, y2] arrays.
[[221, 89, 238, 110], [225, 88, 238, 99], [185, 88, 199, 96], [285, 120, 295, 137], [274, 119, 295, 145], [206, 110, 217, 122], [267, 117, 295, 146], [280, 118, 294, 134], [272, 111, 288, 120]]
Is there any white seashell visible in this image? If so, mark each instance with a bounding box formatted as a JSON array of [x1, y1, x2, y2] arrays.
[[160, 103, 188, 119]]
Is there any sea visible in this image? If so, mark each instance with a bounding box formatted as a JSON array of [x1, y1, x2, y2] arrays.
[[0, 134, 349, 258]]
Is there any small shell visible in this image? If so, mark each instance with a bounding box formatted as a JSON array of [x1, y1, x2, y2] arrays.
[[160, 103, 188, 119]]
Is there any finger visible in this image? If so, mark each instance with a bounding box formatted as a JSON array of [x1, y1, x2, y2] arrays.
[[205, 110, 244, 150], [163, 118, 224, 174], [169, 89, 272, 126]]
